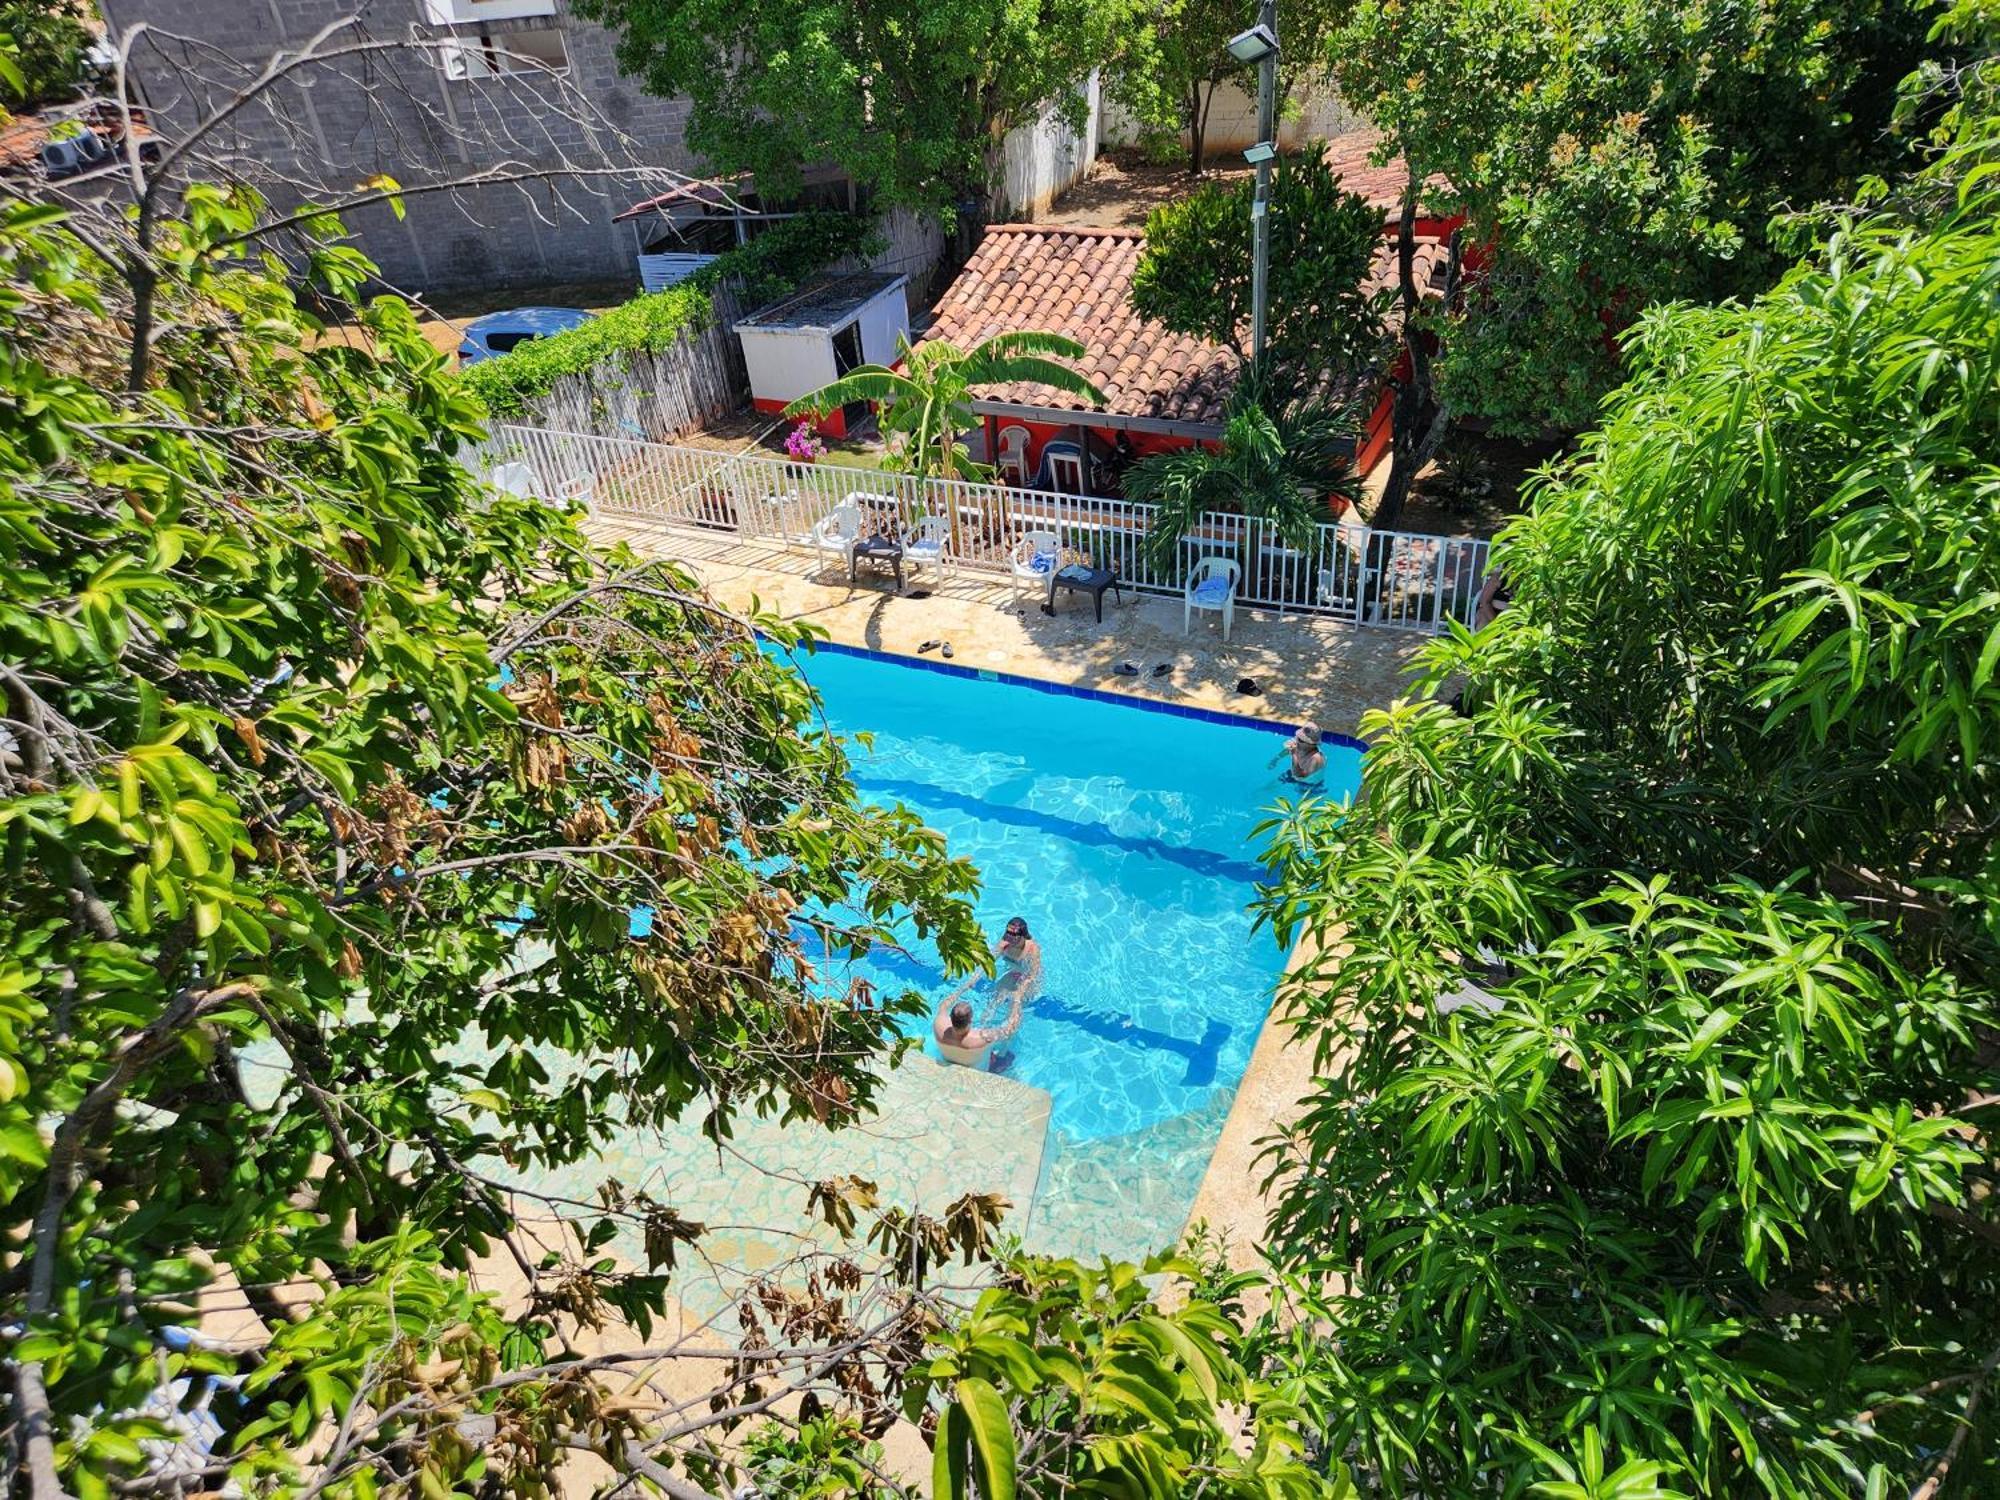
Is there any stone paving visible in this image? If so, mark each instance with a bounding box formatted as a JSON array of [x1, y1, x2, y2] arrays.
[[587, 517, 1431, 741]]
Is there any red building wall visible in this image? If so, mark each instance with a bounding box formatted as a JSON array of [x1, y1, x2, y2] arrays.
[[982, 414, 1207, 487]]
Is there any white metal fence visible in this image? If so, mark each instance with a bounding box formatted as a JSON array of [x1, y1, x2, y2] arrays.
[[468, 425, 1492, 633]]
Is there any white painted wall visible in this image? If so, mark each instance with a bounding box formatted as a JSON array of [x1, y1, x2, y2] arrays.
[[998, 71, 1103, 219], [1101, 81, 1362, 162], [854, 287, 911, 364], [738, 328, 841, 409]]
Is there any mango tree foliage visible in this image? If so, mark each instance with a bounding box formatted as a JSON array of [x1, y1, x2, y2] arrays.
[[1328, 0, 1937, 436], [0, 170, 1010, 1495], [572, 0, 1130, 223], [914, 1249, 1353, 1500], [0, 0, 92, 108], [1253, 106, 2000, 1497], [1131, 144, 1385, 377]]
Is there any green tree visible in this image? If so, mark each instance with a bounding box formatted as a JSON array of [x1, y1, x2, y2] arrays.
[[1123, 360, 1358, 572], [0, 28, 1351, 1493], [0, 0, 92, 108], [0, 123, 1005, 1500], [572, 0, 1130, 228], [1327, 0, 1940, 522], [1131, 143, 1386, 375], [1106, 0, 1341, 176], [1252, 96, 2000, 1497], [785, 331, 1106, 480]]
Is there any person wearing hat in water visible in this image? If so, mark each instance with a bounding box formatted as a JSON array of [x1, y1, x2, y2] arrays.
[[994, 916, 1042, 1002], [1270, 723, 1327, 785]]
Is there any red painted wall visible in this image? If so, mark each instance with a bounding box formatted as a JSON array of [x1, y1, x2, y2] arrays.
[[755, 395, 847, 439], [985, 414, 1203, 486]]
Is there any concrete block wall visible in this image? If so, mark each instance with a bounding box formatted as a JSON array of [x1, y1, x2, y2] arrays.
[[1101, 80, 1364, 164], [100, 0, 699, 293], [998, 71, 1102, 221]]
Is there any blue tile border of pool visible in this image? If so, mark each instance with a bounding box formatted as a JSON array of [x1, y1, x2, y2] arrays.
[[781, 636, 1371, 753]]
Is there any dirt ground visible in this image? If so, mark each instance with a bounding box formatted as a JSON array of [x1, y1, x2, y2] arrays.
[[1035, 147, 1256, 230], [1371, 433, 1562, 539], [671, 406, 903, 469]]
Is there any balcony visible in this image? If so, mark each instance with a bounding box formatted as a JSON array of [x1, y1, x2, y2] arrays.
[[421, 0, 557, 28]]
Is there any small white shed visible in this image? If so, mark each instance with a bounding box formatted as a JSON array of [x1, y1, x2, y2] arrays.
[[735, 273, 910, 438]]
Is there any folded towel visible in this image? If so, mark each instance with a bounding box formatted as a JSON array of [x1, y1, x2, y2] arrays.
[[1192, 577, 1232, 605], [1057, 563, 1094, 583]]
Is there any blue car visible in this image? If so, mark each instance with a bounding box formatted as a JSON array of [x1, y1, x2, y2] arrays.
[[457, 306, 595, 365]]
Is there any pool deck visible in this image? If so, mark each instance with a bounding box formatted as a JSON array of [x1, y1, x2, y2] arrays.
[[586, 516, 1431, 740]]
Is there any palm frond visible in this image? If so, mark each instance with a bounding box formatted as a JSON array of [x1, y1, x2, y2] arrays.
[[971, 354, 1108, 407], [783, 366, 914, 417], [971, 330, 1091, 363]]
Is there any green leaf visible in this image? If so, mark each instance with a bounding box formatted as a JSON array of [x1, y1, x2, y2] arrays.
[[954, 1378, 1016, 1500], [931, 1399, 969, 1500]]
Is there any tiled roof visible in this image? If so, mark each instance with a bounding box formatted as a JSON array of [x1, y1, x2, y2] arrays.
[[920, 222, 1449, 428], [922, 224, 1236, 426], [0, 115, 56, 172], [0, 111, 159, 175], [1318, 128, 1417, 211]]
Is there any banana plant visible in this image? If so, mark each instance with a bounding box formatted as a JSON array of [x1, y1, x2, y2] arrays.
[[785, 331, 1106, 480]]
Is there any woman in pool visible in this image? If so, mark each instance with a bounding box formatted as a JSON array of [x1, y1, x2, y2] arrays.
[[996, 916, 1042, 1002], [1270, 723, 1327, 786]]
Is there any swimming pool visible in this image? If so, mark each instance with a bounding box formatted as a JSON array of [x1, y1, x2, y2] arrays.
[[790, 643, 1365, 1261]]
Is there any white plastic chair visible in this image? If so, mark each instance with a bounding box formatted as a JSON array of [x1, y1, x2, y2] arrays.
[[996, 426, 1032, 486], [904, 514, 953, 586], [486, 461, 539, 497], [809, 502, 862, 574], [1009, 529, 1061, 606], [1183, 555, 1240, 641]]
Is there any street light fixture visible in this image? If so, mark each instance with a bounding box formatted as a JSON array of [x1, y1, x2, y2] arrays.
[[1225, 23, 1278, 65], [1223, 7, 1280, 362]]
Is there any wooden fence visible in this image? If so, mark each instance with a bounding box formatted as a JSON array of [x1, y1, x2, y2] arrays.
[[506, 284, 747, 445], [468, 425, 1493, 633]]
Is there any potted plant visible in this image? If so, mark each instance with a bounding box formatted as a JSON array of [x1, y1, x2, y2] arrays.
[[783, 419, 827, 464]]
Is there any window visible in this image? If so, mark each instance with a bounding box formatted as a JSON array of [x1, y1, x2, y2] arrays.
[[440, 26, 569, 80]]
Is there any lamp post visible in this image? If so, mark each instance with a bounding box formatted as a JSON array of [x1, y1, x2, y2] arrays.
[[1226, 9, 1279, 363]]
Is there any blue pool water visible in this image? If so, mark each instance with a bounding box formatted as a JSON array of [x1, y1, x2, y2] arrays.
[[788, 644, 1364, 1254]]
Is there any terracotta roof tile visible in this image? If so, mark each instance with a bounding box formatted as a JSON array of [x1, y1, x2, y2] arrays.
[[921, 219, 1445, 428]]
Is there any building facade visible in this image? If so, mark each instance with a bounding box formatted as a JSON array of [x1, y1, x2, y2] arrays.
[[98, 0, 700, 293]]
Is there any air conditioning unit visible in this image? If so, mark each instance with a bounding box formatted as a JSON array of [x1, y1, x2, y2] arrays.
[[40, 128, 114, 180]]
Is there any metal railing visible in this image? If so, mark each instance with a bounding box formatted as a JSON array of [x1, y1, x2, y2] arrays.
[[467, 425, 1492, 633]]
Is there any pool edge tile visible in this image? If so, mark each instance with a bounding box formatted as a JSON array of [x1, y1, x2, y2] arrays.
[[778, 636, 1370, 752]]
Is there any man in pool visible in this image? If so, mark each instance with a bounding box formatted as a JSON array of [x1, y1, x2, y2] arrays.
[[1270, 723, 1327, 786], [933, 975, 1027, 1072]]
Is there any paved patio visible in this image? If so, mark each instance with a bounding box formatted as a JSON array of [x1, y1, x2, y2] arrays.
[[586, 516, 1432, 740]]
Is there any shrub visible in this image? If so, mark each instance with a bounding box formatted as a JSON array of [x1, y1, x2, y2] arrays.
[[0, 0, 93, 108], [463, 210, 879, 417]]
